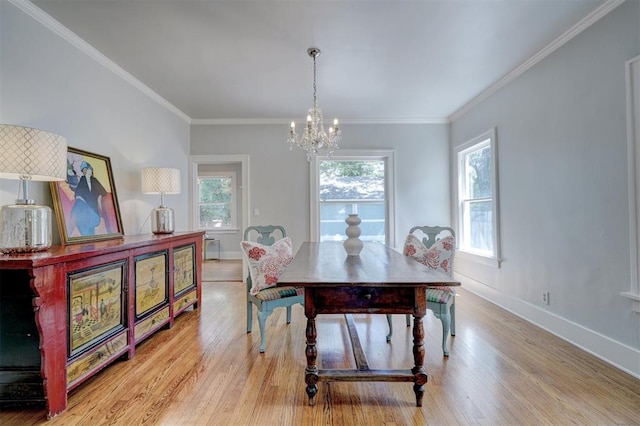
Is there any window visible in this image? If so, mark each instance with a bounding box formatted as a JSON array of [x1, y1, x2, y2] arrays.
[[455, 129, 500, 265], [197, 172, 237, 230], [311, 150, 395, 246]]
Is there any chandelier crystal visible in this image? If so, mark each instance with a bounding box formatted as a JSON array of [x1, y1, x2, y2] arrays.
[[288, 47, 341, 161]]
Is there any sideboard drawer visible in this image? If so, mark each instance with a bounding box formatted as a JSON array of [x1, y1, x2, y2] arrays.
[[173, 288, 197, 314], [67, 331, 128, 389], [134, 307, 170, 343]]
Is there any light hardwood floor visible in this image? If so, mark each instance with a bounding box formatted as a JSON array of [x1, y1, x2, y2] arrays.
[[2, 260, 639, 425]]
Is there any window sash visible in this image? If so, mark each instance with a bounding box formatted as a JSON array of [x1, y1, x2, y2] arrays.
[[197, 173, 237, 230], [455, 129, 500, 266]]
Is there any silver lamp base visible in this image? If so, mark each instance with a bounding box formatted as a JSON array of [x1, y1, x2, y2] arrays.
[[151, 206, 175, 234], [0, 204, 52, 253]]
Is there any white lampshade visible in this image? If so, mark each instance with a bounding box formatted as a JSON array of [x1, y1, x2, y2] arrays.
[[0, 124, 68, 253], [141, 167, 181, 194], [0, 124, 67, 182]]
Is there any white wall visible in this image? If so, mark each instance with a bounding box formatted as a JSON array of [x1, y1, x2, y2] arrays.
[[451, 0, 640, 377], [0, 2, 191, 239], [190, 122, 450, 257]]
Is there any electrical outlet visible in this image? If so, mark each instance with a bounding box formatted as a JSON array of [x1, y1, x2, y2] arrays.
[[542, 291, 550, 305]]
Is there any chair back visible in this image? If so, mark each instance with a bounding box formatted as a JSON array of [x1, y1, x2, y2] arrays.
[[409, 226, 455, 276], [409, 225, 455, 248], [242, 225, 287, 291], [243, 225, 286, 245]]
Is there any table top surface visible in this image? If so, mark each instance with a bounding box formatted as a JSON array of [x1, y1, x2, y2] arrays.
[[277, 241, 460, 288]]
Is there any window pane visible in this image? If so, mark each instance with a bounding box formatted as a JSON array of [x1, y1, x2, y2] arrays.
[[465, 144, 492, 199], [199, 177, 232, 203], [358, 203, 386, 243], [463, 200, 493, 253], [319, 160, 384, 201], [198, 174, 235, 229], [319, 202, 385, 243], [199, 204, 231, 228]]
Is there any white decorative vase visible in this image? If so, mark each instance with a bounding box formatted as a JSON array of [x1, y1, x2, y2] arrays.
[[343, 214, 364, 256]]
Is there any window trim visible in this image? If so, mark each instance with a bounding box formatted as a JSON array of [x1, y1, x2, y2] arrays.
[[189, 154, 249, 237], [624, 54, 640, 312], [453, 128, 501, 268], [310, 150, 395, 247]]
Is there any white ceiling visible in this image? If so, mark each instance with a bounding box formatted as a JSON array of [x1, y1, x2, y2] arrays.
[[28, 0, 614, 123]]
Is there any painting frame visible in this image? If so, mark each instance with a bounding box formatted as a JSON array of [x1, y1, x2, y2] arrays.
[[50, 147, 124, 245]]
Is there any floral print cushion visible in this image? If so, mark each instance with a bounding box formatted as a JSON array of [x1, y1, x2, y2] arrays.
[[403, 233, 455, 276], [241, 237, 293, 295]]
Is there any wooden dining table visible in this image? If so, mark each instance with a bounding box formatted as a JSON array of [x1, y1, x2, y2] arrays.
[[277, 241, 460, 407]]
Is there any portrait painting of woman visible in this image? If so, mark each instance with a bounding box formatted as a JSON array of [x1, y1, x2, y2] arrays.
[[50, 148, 123, 244]]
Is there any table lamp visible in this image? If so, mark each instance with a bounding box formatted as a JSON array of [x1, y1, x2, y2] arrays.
[[141, 167, 180, 234], [0, 124, 67, 253]]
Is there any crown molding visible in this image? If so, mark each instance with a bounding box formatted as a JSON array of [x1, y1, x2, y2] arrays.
[[191, 117, 450, 125], [10, 0, 191, 124], [448, 0, 626, 122]]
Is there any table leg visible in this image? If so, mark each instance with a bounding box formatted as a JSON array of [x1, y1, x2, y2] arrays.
[[305, 316, 319, 405], [411, 314, 428, 407]]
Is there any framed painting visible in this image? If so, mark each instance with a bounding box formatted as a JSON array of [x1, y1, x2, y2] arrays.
[[134, 251, 169, 318], [50, 147, 124, 244], [67, 260, 127, 357], [174, 244, 195, 295]]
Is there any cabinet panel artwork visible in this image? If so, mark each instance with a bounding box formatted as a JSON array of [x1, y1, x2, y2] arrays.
[[68, 261, 127, 357], [0, 231, 204, 419], [174, 244, 195, 295], [134, 251, 168, 318]]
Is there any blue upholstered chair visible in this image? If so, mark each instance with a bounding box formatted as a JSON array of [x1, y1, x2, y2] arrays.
[[242, 225, 303, 353], [386, 226, 457, 356]]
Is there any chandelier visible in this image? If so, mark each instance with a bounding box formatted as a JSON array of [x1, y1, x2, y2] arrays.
[[288, 47, 341, 160]]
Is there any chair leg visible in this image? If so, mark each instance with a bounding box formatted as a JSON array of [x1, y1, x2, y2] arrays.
[[450, 299, 456, 336], [286, 306, 292, 324], [386, 314, 413, 342], [433, 311, 451, 357], [257, 308, 271, 353], [247, 301, 253, 333]]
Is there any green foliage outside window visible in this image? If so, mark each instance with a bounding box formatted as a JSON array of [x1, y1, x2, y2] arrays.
[[467, 145, 492, 199], [320, 160, 384, 179]]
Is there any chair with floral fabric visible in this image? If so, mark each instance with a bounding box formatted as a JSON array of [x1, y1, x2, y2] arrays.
[[386, 226, 457, 356], [241, 225, 304, 353]]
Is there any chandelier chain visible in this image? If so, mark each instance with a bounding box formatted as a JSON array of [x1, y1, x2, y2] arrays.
[[313, 53, 318, 112]]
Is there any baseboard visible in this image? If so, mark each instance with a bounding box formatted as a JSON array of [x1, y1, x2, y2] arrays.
[[455, 273, 640, 380]]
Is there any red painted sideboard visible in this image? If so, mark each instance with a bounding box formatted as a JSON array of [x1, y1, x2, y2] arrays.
[[0, 231, 204, 419]]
